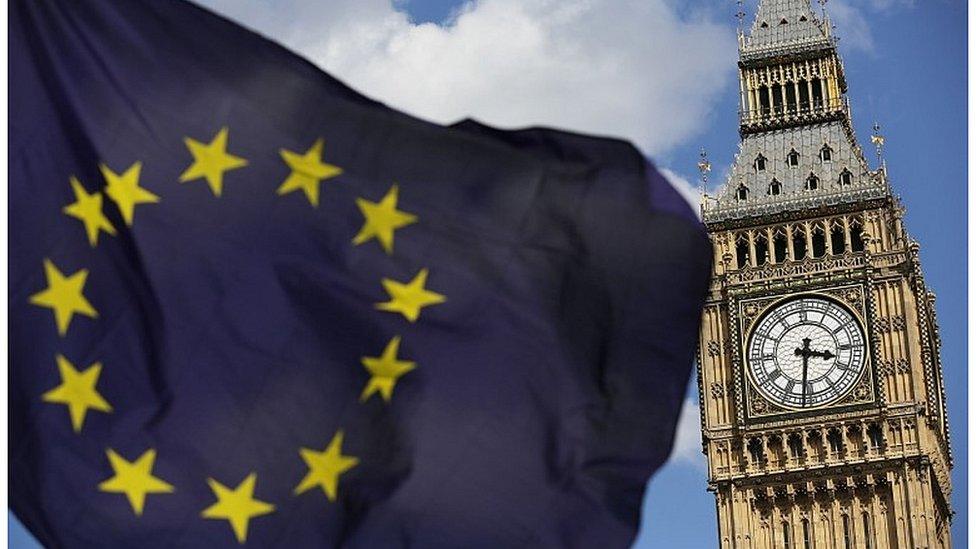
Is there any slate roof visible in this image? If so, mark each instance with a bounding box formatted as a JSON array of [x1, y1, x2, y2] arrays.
[[741, 0, 833, 60], [703, 120, 887, 223]]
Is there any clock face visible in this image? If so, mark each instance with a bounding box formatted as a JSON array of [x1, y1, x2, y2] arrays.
[[746, 295, 867, 409]]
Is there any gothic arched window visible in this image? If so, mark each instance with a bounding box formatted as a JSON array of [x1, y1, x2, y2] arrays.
[[802, 520, 812, 549], [747, 437, 765, 465], [839, 168, 853, 185], [736, 233, 751, 269], [755, 154, 767, 172], [842, 515, 852, 549], [831, 221, 846, 254], [787, 149, 800, 167], [768, 178, 782, 196], [811, 223, 827, 258], [754, 231, 769, 266], [783, 522, 792, 549], [773, 229, 788, 263], [791, 226, 807, 260], [805, 173, 820, 191], [850, 219, 866, 252], [868, 423, 884, 451], [862, 513, 875, 549], [820, 144, 833, 162], [736, 184, 750, 201], [827, 428, 844, 456]]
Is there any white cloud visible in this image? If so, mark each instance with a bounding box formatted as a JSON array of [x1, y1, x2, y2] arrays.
[[667, 397, 705, 468], [194, 0, 736, 158]]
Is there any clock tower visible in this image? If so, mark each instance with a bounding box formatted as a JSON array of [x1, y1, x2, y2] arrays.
[[696, 1, 953, 548]]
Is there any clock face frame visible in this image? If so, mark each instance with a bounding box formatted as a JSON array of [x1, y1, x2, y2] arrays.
[[745, 295, 867, 410]]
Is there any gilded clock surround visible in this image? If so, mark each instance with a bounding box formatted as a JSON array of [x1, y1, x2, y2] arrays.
[[737, 288, 875, 420], [695, 2, 953, 548]]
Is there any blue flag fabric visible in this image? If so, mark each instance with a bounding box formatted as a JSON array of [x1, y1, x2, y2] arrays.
[[9, 1, 711, 547]]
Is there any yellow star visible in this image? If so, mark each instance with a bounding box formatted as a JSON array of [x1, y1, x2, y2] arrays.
[[42, 354, 112, 432], [359, 336, 416, 403], [98, 448, 174, 516], [29, 259, 98, 336], [375, 268, 446, 322], [201, 473, 275, 544], [179, 127, 248, 197], [277, 138, 343, 207], [294, 430, 359, 502], [353, 184, 418, 254], [63, 176, 116, 247], [100, 161, 160, 226]]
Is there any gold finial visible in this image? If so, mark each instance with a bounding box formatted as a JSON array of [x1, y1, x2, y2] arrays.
[[871, 122, 886, 166], [735, 0, 745, 32], [819, 0, 829, 18], [698, 148, 712, 196]]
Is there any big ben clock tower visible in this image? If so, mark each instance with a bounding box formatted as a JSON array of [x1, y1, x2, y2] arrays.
[[696, 1, 953, 548]]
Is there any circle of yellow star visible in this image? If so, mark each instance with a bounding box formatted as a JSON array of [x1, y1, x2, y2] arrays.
[[294, 430, 359, 502], [29, 259, 98, 336], [100, 161, 160, 226], [42, 354, 112, 432], [353, 184, 418, 254], [375, 268, 446, 322], [201, 473, 275, 544], [179, 127, 248, 197], [360, 336, 416, 403], [98, 448, 174, 516], [63, 176, 116, 247], [277, 138, 343, 207]]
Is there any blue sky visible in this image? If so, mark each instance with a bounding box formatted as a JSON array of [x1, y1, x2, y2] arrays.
[[10, 0, 967, 547]]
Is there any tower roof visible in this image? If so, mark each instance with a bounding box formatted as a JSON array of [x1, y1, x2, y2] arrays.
[[742, 0, 832, 60]]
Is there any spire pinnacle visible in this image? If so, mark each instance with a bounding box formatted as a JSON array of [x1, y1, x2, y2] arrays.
[[871, 122, 886, 166], [697, 147, 712, 194]]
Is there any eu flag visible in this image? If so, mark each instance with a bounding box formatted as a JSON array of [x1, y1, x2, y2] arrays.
[[10, 0, 711, 546]]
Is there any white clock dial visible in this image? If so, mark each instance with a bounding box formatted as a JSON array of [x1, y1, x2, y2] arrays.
[[746, 295, 867, 409]]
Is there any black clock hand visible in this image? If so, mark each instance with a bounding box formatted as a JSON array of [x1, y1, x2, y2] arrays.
[[795, 338, 812, 407]]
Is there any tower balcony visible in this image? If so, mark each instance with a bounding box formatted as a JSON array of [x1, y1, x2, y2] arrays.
[[739, 97, 850, 134]]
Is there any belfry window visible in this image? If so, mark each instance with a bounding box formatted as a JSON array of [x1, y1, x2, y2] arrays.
[[811, 78, 824, 108], [759, 85, 771, 114], [820, 144, 833, 162], [755, 154, 767, 172], [802, 520, 812, 549], [772, 83, 784, 114], [786, 84, 798, 114], [839, 168, 853, 185], [787, 149, 800, 167], [798, 79, 810, 112], [783, 522, 792, 549], [736, 184, 750, 201], [805, 173, 820, 191], [768, 178, 782, 196]]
